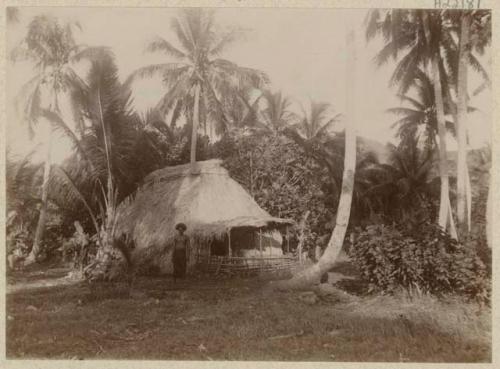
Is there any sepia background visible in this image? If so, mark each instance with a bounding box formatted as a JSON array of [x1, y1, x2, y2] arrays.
[[2, 0, 497, 366]]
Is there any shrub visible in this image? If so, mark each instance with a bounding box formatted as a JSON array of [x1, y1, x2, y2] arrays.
[[6, 228, 31, 256], [349, 223, 490, 303]]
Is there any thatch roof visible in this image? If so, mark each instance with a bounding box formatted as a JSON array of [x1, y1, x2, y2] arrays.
[[116, 159, 293, 254]]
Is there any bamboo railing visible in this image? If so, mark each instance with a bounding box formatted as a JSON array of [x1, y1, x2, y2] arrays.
[[196, 255, 299, 275]]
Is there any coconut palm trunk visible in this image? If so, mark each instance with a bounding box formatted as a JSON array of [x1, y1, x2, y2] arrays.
[[444, 83, 472, 236], [456, 12, 471, 237], [190, 83, 201, 167], [313, 23, 357, 273], [26, 129, 53, 264], [431, 56, 456, 237], [282, 29, 357, 288], [98, 85, 116, 254], [486, 171, 492, 249]]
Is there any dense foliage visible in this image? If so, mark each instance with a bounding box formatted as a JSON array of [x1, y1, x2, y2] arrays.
[[349, 222, 489, 303], [214, 131, 333, 253]]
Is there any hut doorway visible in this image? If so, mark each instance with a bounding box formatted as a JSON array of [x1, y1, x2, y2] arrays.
[[209, 235, 229, 256]]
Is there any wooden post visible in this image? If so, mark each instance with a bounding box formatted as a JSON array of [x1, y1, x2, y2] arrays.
[[228, 229, 232, 257], [250, 153, 254, 197], [286, 226, 289, 254], [259, 229, 263, 258], [269, 232, 271, 256]]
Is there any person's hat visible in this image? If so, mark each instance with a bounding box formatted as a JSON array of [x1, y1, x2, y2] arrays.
[[175, 223, 187, 231]]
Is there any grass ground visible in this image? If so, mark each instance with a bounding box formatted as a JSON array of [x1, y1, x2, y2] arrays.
[[6, 259, 491, 362]]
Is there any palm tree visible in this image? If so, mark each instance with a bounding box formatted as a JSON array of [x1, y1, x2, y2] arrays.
[[450, 10, 491, 237], [48, 53, 170, 279], [306, 27, 358, 284], [6, 150, 43, 238], [366, 9, 458, 237], [12, 15, 107, 263], [293, 100, 341, 140], [390, 66, 485, 235], [224, 86, 264, 131], [126, 9, 268, 168], [260, 90, 296, 133], [6, 151, 43, 261], [362, 135, 439, 222], [367, 9, 491, 239], [285, 27, 358, 287], [388, 69, 456, 148]]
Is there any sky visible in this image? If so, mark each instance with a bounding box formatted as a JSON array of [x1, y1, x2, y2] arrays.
[[6, 6, 492, 164]]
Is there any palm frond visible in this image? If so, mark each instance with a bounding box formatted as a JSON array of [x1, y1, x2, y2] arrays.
[[40, 109, 91, 165], [365, 9, 382, 41], [390, 47, 423, 93], [145, 36, 186, 59], [468, 52, 491, 89], [209, 27, 245, 56], [387, 107, 423, 116], [396, 94, 425, 110], [70, 46, 112, 63], [170, 17, 195, 53], [155, 74, 191, 114], [51, 165, 101, 235], [123, 63, 189, 88], [211, 58, 270, 88]]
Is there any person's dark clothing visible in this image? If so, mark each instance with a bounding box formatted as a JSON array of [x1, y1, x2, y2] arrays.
[[172, 234, 189, 279]]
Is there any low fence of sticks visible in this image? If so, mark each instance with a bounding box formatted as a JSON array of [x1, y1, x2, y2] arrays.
[[196, 255, 300, 276]]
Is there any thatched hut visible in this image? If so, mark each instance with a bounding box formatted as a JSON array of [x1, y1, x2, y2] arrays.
[[116, 159, 294, 274]]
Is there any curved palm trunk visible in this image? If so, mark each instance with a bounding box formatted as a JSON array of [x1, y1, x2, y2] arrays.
[[287, 113, 356, 287], [456, 13, 471, 238], [26, 129, 53, 263], [282, 29, 357, 288], [465, 163, 472, 230], [486, 169, 492, 248], [190, 83, 201, 168], [431, 56, 456, 237]]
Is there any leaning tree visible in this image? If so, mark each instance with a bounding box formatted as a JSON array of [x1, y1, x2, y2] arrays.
[[281, 23, 359, 287], [11, 15, 108, 263]]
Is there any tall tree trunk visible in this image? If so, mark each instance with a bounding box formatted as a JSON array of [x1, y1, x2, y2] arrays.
[[447, 198, 458, 239], [465, 161, 472, 231], [456, 12, 471, 238], [97, 85, 115, 250], [249, 152, 254, 196], [486, 168, 492, 249], [190, 84, 201, 168], [26, 129, 53, 264], [431, 56, 456, 237], [83, 85, 118, 282], [281, 28, 357, 288], [441, 60, 473, 237]]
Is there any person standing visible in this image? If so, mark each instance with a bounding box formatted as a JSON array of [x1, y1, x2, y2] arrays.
[[172, 223, 190, 282]]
